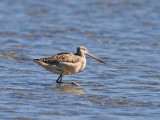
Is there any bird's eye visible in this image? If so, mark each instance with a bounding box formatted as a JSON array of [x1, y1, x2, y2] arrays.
[[83, 48, 86, 50]]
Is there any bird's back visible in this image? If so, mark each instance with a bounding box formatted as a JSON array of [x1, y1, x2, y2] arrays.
[[34, 53, 81, 65]]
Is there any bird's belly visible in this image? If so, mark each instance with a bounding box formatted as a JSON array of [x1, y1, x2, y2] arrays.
[[42, 64, 61, 74], [59, 61, 86, 75]]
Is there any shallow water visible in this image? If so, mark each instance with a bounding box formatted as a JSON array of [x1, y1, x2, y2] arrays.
[[1, 0, 160, 120]]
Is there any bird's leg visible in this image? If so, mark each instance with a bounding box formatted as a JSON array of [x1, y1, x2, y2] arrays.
[[56, 74, 62, 84], [56, 73, 63, 84], [59, 74, 63, 83]]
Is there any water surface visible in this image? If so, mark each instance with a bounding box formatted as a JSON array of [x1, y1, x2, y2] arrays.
[[0, 0, 160, 120]]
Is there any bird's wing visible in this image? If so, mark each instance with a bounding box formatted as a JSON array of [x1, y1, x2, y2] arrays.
[[34, 53, 81, 65]]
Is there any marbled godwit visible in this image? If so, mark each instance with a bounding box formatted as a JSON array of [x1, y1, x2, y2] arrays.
[[34, 46, 104, 85]]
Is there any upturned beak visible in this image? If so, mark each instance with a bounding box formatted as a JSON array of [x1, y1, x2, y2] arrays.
[[87, 53, 105, 63]]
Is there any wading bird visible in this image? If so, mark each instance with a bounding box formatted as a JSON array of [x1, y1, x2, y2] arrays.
[[34, 46, 104, 85]]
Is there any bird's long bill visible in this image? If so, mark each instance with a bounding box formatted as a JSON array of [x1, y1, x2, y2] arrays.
[[87, 53, 105, 63]]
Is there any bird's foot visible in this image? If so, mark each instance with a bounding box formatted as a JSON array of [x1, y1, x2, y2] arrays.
[[69, 82, 80, 86], [56, 81, 79, 86]]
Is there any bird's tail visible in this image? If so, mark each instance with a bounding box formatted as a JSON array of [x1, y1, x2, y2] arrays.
[[33, 59, 40, 62], [33, 59, 49, 67]]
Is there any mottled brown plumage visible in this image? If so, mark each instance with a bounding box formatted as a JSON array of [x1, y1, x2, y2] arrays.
[[34, 53, 81, 65], [33, 46, 104, 85]]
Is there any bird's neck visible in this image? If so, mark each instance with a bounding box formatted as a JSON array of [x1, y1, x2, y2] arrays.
[[76, 51, 85, 57]]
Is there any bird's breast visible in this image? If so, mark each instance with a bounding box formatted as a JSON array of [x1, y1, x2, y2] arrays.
[[59, 57, 86, 75], [73, 58, 86, 74]]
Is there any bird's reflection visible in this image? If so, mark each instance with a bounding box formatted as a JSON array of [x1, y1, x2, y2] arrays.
[[46, 83, 86, 95]]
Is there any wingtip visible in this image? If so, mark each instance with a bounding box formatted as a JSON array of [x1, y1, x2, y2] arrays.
[[33, 59, 40, 62]]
